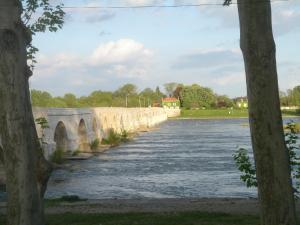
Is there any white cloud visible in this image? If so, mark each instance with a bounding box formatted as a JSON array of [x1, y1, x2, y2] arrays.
[[33, 39, 154, 82], [90, 39, 153, 66]]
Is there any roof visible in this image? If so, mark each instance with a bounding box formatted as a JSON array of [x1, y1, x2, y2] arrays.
[[162, 97, 179, 102], [233, 97, 248, 102]]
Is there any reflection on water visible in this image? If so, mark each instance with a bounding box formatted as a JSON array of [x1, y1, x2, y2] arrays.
[[46, 118, 299, 199]]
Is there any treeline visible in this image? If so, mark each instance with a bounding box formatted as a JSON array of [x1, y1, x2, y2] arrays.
[[31, 83, 300, 109], [31, 84, 165, 108], [280, 86, 300, 107]]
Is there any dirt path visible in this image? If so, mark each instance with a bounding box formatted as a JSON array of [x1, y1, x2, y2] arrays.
[[1, 198, 299, 215], [0, 198, 272, 215], [44, 198, 262, 215]]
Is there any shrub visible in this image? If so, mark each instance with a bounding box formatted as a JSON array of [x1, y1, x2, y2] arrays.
[[50, 147, 64, 164], [120, 130, 130, 143], [101, 129, 121, 146], [233, 121, 300, 195], [90, 138, 100, 151], [59, 195, 86, 202]]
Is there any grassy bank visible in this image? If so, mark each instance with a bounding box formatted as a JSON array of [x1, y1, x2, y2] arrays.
[[179, 109, 300, 119], [180, 109, 248, 118], [0, 212, 259, 225]]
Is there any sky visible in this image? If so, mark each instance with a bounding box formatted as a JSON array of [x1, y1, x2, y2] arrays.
[[29, 0, 300, 98]]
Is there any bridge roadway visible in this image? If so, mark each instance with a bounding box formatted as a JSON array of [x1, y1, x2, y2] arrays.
[[32, 107, 180, 158]]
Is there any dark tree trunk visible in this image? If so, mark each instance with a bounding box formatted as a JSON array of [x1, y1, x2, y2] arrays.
[[0, 0, 51, 224], [237, 1, 296, 224]]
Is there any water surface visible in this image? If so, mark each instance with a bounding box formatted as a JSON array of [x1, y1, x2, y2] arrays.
[[46, 118, 299, 199]]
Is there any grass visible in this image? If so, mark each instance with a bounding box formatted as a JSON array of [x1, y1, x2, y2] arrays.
[[180, 109, 300, 119], [282, 109, 300, 117], [180, 109, 249, 118], [90, 138, 100, 151], [0, 212, 260, 225]]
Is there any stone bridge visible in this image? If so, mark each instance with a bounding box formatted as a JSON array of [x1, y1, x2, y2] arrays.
[[32, 107, 180, 157]]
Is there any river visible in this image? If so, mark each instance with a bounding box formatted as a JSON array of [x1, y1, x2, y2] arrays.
[[45, 118, 299, 199]]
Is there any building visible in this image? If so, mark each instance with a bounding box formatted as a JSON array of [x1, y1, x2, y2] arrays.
[[162, 97, 180, 109], [234, 97, 248, 108]]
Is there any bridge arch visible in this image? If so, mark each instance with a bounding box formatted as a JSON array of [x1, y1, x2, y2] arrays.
[[78, 119, 90, 151], [54, 121, 69, 152]]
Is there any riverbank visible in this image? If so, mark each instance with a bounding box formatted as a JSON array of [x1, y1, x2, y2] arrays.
[[1, 198, 300, 225], [179, 109, 300, 119]]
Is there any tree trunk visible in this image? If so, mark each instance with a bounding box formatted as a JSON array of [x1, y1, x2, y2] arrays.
[[237, 1, 296, 224], [0, 0, 49, 224]]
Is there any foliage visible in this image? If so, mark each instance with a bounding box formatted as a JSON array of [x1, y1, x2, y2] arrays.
[[63, 93, 79, 108], [45, 195, 87, 207], [31, 90, 53, 107], [21, 0, 65, 69], [31, 85, 164, 108], [57, 195, 86, 202], [90, 139, 100, 151], [35, 116, 49, 145], [233, 148, 257, 187], [216, 95, 234, 108], [285, 122, 300, 190], [50, 147, 64, 164], [233, 121, 300, 194], [179, 84, 217, 109], [101, 129, 130, 146], [35, 116, 49, 129], [114, 83, 138, 97], [101, 129, 122, 147], [31, 85, 300, 109], [120, 130, 130, 143], [280, 86, 300, 107]]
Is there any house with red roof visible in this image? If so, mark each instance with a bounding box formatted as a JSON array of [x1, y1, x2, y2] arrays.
[[161, 97, 180, 109]]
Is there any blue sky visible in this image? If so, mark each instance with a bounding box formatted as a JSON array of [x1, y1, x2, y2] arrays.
[[30, 0, 300, 97]]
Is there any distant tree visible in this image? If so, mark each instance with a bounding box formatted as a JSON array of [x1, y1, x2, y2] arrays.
[[52, 97, 67, 108], [164, 82, 178, 97], [180, 84, 216, 109], [292, 86, 300, 106], [63, 93, 78, 108], [173, 84, 184, 99], [140, 88, 154, 97], [114, 84, 138, 107], [279, 90, 288, 106], [115, 83, 138, 97], [216, 95, 234, 108], [139, 88, 154, 107], [83, 91, 113, 107], [31, 89, 53, 107]]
